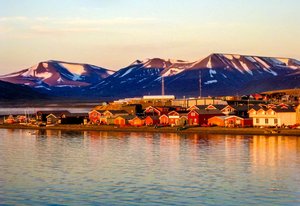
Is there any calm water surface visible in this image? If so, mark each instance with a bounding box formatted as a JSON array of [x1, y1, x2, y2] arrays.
[[1, 129, 300, 205]]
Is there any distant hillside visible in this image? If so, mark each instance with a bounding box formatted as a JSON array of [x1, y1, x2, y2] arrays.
[[0, 80, 47, 100]]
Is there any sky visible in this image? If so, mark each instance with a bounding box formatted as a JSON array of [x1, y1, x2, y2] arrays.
[[0, 0, 300, 74]]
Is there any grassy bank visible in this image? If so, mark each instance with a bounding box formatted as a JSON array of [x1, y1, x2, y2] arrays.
[[1, 124, 300, 136]]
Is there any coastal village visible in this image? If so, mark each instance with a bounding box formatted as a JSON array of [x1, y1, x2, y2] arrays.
[[1, 92, 300, 130]]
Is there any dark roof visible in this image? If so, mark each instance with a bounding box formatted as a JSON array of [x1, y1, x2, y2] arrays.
[[65, 113, 88, 117], [231, 105, 249, 111], [37, 110, 71, 116], [106, 110, 129, 115], [116, 115, 136, 120], [195, 104, 227, 110], [193, 109, 223, 115], [272, 106, 295, 113], [145, 116, 160, 120]]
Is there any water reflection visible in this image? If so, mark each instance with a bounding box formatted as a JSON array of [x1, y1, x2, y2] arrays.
[[1, 129, 300, 205]]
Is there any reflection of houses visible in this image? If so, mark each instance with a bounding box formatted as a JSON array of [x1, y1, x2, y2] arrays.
[[248, 104, 296, 127], [208, 115, 253, 127]]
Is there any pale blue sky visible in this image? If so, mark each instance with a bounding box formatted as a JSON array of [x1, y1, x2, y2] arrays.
[[1, 0, 300, 74]]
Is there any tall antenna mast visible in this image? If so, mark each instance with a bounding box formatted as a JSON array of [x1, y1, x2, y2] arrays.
[[162, 76, 165, 96], [199, 70, 202, 98]]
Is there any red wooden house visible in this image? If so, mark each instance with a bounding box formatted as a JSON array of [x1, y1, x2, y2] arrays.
[[88, 110, 104, 124], [188, 109, 223, 126], [145, 116, 160, 126], [144, 106, 162, 116]]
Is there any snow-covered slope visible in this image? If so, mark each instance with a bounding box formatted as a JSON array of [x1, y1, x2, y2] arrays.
[[1, 54, 300, 99], [90, 54, 300, 98], [0, 60, 114, 89]]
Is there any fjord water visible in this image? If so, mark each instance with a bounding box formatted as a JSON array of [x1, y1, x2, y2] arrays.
[[1, 130, 300, 205]]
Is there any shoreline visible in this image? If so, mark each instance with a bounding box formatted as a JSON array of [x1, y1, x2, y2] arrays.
[[1, 124, 300, 136]]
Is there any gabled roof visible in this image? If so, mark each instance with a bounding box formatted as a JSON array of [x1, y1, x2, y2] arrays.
[[89, 109, 105, 114], [145, 115, 160, 121], [115, 115, 136, 120], [66, 113, 88, 117], [189, 109, 223, 115], [272, 107, 295, 113], [209, 115, 244, 121], [37, 110, 70, 115], [105, 110, 129, 115]]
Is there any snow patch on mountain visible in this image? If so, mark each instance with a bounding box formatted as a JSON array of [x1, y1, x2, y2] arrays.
[[59, 63, 86, 75], [240, 61, 253, 75], [162, 68, 185, 77], [204, 80, 218, 84], [120, 67, 134, 78], [209, 69, 217, 77], [254, 57, 270, 69]]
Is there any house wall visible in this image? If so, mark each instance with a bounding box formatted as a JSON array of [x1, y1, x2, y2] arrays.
[[89, 111, 101, 124], [188, 111, 199, 125], [250, 110, 296, 127], [114, 117, 126, 126], [208, 117, 224, 126], [159, 115, 169, 125], [129, 118, 145, 126], [278, 113, 296, 126], [296, 105, 300, 124]]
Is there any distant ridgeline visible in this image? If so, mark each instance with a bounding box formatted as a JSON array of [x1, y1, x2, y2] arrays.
[[0, 53, 300, 100]]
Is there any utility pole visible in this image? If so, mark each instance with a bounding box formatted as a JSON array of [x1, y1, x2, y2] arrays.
[[199, 71, 202, 98], [162, 76, 165, 96]]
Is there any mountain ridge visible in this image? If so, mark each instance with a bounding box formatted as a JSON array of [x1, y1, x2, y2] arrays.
[[1, 53, 300, 99]]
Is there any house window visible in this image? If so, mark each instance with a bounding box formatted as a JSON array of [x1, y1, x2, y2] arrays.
[[256, 118, 259, 124], [265, 119, 269, 124], [191, 112, 195, 117], [274, 119, 278, 124]]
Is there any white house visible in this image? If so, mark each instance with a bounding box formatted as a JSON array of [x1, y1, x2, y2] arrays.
[[248, 105, 296, 127]]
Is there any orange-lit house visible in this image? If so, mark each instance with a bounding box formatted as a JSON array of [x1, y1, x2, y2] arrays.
[[159, 114, 169, 125], [208, 115, 253, 127], [129, 116, 145, 126], [145, 116, 160, 126], [114, 115, 135, 126], [88, 110, 104, 124]]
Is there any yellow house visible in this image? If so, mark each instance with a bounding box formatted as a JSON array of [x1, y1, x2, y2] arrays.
[[296, 104, 300, 124], [248, 105, 296, 127]]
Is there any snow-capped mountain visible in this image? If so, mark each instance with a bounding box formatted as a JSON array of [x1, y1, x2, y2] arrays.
[[1, 54, 300, 99], [0, 60, 114, 89], [89, 53, 300, 98]]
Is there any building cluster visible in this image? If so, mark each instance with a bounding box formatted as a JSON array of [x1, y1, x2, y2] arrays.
[[2, 95, 300, 129]]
